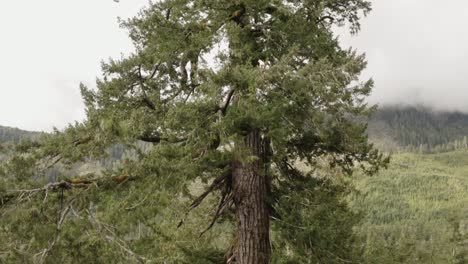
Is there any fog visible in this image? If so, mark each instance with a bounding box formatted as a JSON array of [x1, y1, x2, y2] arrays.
[[339, 0, 468, 112]]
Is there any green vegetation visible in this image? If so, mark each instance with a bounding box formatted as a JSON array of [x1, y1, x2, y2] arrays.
[[0, 164, 361, 263], [1, 0, 467, 263], [3, 110, 468, 264], [3, 121, 468, 263], [0, 0, 388, 263], [368, 106, 468, 153], [351, 150, 468, 263], [0, 126, 43, 144]]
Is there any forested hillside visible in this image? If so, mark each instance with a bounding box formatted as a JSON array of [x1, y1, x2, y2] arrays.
[[0, 126, 44, 144], [351, 150, 468, 263], [0, 125, 137, 179], [0, 125, 134, 161], [368, 106, 468, 152]]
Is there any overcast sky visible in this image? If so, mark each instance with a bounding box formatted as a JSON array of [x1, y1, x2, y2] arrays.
[[1, 0, 468, 132], [340, 0, 468, 113], [0, 0, 148, 131]]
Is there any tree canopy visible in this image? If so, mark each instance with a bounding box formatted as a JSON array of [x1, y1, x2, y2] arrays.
[[0, 0, 388, 263]]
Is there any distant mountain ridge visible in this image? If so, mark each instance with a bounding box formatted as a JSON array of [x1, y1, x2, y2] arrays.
[[368, 106, 468, 152], [0, 125, 44, 144], [0, 124, 148, 178]]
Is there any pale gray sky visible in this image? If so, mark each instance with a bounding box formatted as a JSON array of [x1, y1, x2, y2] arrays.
[[1, 0, 468, 132], [340, 0, 468, 112], [0, 0, 148, 131]]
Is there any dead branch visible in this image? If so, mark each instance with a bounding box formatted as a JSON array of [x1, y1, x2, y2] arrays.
[[219, 88, 235, 116], [200, 192, 233, 237], [178, 170, 231, 228], [5, 175, 135, 205], [318, 15, 334, 23], [138, 134, 187, 144]]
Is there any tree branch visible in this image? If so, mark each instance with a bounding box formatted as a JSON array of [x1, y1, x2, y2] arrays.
[[165, 7, 171, 20], [137, 65, 157, 110], [219, 88, 235, 116], [137, 135, 163, 143], [178, 170, 231, 228], [318, 15, 334, 23], [148, 63, 161, 80], [137, 134, 187, 144], [200, 192, 233, 237], [6, 175, 135, 204]]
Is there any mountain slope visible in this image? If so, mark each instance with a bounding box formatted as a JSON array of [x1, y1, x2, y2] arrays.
[[368, 106, 468, 152], [0, 125, 44, 144], [351, 150, 468, 263]]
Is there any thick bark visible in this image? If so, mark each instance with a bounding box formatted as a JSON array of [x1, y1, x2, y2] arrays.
[[232, 130, 271, 264]]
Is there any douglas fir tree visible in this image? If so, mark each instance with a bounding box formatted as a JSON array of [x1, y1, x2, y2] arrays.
[[0, 1, 387, 263]]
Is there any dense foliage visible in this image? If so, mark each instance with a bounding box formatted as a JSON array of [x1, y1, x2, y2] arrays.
[[1, 0, 388, 263], [3, 102, 468, 263], [3, 120, 468, 263], [0, 163, 362, 263], [368, 106, 468, 153], [351, 150, 468, 263]]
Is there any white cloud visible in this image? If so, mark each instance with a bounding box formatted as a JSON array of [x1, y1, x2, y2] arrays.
[[339, 0, 468, 112]]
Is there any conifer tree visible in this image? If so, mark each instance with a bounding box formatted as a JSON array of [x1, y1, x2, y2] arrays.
[[1, 1, 387, 263]]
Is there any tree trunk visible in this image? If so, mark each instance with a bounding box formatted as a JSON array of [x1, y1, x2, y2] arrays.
[[232, 130, 271, 264]]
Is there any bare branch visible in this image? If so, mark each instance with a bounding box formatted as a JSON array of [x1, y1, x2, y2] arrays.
[[6, 175, 135, 205], [220, 88, 235, 116], [138, 134, 187, 144], [200, 193, 233, 237], [178, 170, 231, 228], [137, 65, 157, 110], [165, 7, 171, 20], [141, 96, 156, 111], [137, 135, 163, 143], [318, 15, 334, 24], [148, 63, 161, 80]]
